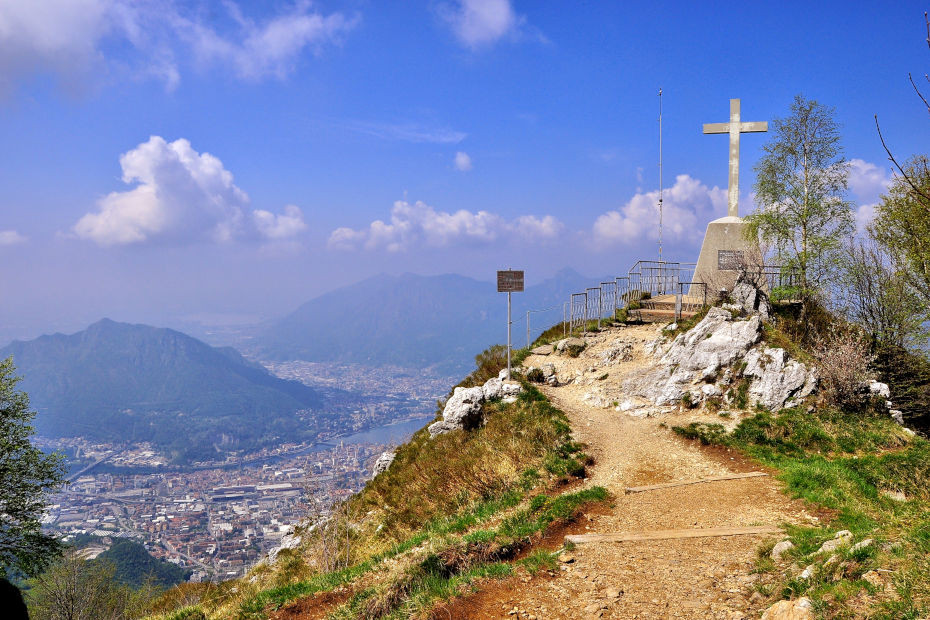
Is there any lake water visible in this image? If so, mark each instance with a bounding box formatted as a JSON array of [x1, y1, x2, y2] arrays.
[[339, 416, 432, 446]]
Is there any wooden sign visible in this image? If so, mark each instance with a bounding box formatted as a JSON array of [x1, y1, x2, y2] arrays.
[[497, 270, 524, 293]]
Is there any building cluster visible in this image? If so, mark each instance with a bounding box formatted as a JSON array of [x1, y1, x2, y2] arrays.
[[45, 439, 385, 580]]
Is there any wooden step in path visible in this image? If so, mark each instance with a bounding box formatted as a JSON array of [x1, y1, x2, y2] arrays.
[[566, 525, 780, 545], [624, 471, 768, 494]]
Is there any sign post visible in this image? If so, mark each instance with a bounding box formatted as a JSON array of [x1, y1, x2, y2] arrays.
[[497, 270, 524, 380]]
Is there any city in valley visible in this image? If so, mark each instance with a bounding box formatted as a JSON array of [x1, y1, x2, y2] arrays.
[[37, 365, 454, 581]]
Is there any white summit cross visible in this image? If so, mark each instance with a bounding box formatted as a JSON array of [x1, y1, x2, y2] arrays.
[[703, 98, 768, 217], [689, 98, 769, 294]]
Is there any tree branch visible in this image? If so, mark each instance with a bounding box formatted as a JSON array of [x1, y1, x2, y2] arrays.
[[874, 114, 930, 204]]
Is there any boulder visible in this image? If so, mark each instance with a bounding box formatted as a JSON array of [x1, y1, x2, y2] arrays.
[[744, 347, 817, 411], [850, 538, 873, 553], [557, 337, 586, 357], [482, 378, 503, 400], [890, 410, 905, 425], [429, 378, 523, 437], [531, 345, 552, 356], [770, 540, 794, 561], [761, 597, 813, 620], [817, 530, 853, 554], [372, 451, 396, 476], [868, 381, 891, 399]]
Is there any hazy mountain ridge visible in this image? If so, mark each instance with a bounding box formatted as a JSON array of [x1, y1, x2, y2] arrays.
[[258, 268, 600, 374], [0, 319, 328, 462]]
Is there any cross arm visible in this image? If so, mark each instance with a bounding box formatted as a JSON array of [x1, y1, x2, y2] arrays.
[[739, 121, 768, 133], [703, 123, 730, 134]]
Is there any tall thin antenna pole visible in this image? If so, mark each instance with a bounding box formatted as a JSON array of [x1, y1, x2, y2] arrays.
[[658, 87, 663, 263]]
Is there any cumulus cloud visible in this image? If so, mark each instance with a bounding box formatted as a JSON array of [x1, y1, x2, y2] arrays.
[[847, 158, 893, 232], [0, 230, 27, 246], [440, 0, 522, 49], [593, 174, 726, 247], [328, 200, 561, 252], [454, 151, 473, 171], [0, 0, 357, 95], [72, 136, 305, 246]]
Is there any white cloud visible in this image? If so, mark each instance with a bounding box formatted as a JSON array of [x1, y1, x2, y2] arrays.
[[328, 199, 561, 252], [0, 230, 27, 245], [847, 159, 893, 232], [593, 174, 726, 247], [454, 151, 473, 171], [0, 0, 357, 95], [177, 3, 359, 81], [441, 0, 522, 49], [72, 136, 305, 246], [253, 205, 307, 240]]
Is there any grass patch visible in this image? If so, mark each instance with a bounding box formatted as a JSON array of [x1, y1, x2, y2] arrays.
[[672, 404, 929, 617]]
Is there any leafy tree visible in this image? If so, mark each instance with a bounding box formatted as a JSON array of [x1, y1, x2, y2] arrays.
[[0, 357, 65, 577], [26, 551, 154, 620], [870, 155, 930, 308], [838, 237, 927, 350], [748, 95, 854, 309]]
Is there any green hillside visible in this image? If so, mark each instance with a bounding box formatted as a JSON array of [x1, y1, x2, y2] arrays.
[[98, 540, 191, 589], [0, 319, 328, 462]]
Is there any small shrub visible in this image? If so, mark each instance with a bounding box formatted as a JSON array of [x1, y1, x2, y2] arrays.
[[526, 368, 545, 383], [812, 325, 875, 410]]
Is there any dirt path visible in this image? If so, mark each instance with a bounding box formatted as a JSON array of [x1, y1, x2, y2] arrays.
[[445, 324, 815, 619]]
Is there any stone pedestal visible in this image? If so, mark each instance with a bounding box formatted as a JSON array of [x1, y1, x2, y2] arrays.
[[690, 216, 760, 296]]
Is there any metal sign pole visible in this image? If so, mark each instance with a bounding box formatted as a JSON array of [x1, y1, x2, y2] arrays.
[[497, 269, 524, 382], [507, 291, 512, 380]]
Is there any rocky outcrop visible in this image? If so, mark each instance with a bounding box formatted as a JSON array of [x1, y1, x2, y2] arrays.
[[622, 307, 817, 411], [266, 527, 302, 564], [372, 451, 396, 476], [623, 308, 761, 406], [731, 280, 771, 321], [428, 377, 523, 437]]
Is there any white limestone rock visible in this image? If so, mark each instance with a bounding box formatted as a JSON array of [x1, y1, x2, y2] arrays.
[[890, 410, 905, 425], [732, 280, 772, 320], [372, 451, 396, 476], [659, 308, 761, 374], [267, 527, 302, 564], [850, 538, 874, 553], [817, 530, 853, 554], [601, 339, 634, 365], [761, 597, 813, 620], [482, 377, 503, 400], [770, 539, 794, 561], [744, 347, 817, 411], [868, 381, 891, 399]]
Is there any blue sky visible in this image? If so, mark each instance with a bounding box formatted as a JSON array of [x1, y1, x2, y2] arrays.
[[1, 0, 928, 339]]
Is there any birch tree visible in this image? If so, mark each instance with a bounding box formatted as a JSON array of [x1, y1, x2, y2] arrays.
[[747, 95, 854, 308]]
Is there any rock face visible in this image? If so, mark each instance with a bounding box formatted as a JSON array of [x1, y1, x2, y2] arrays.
[[622, 306, 817, 411], [600, 339, 634, 365], [744, 348, 818, 411], [267, 527, 302, 564], [428, 377, 523, 437], [372, 451, 396, 476], [731, 280, 772, 320]]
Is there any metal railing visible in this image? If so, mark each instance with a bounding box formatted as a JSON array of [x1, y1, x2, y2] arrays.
[[675, 282, 707, 322]]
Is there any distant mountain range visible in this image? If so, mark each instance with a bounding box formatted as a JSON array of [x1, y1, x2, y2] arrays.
[[257, 268, 602, 374], [0, 319, 327, 462]]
